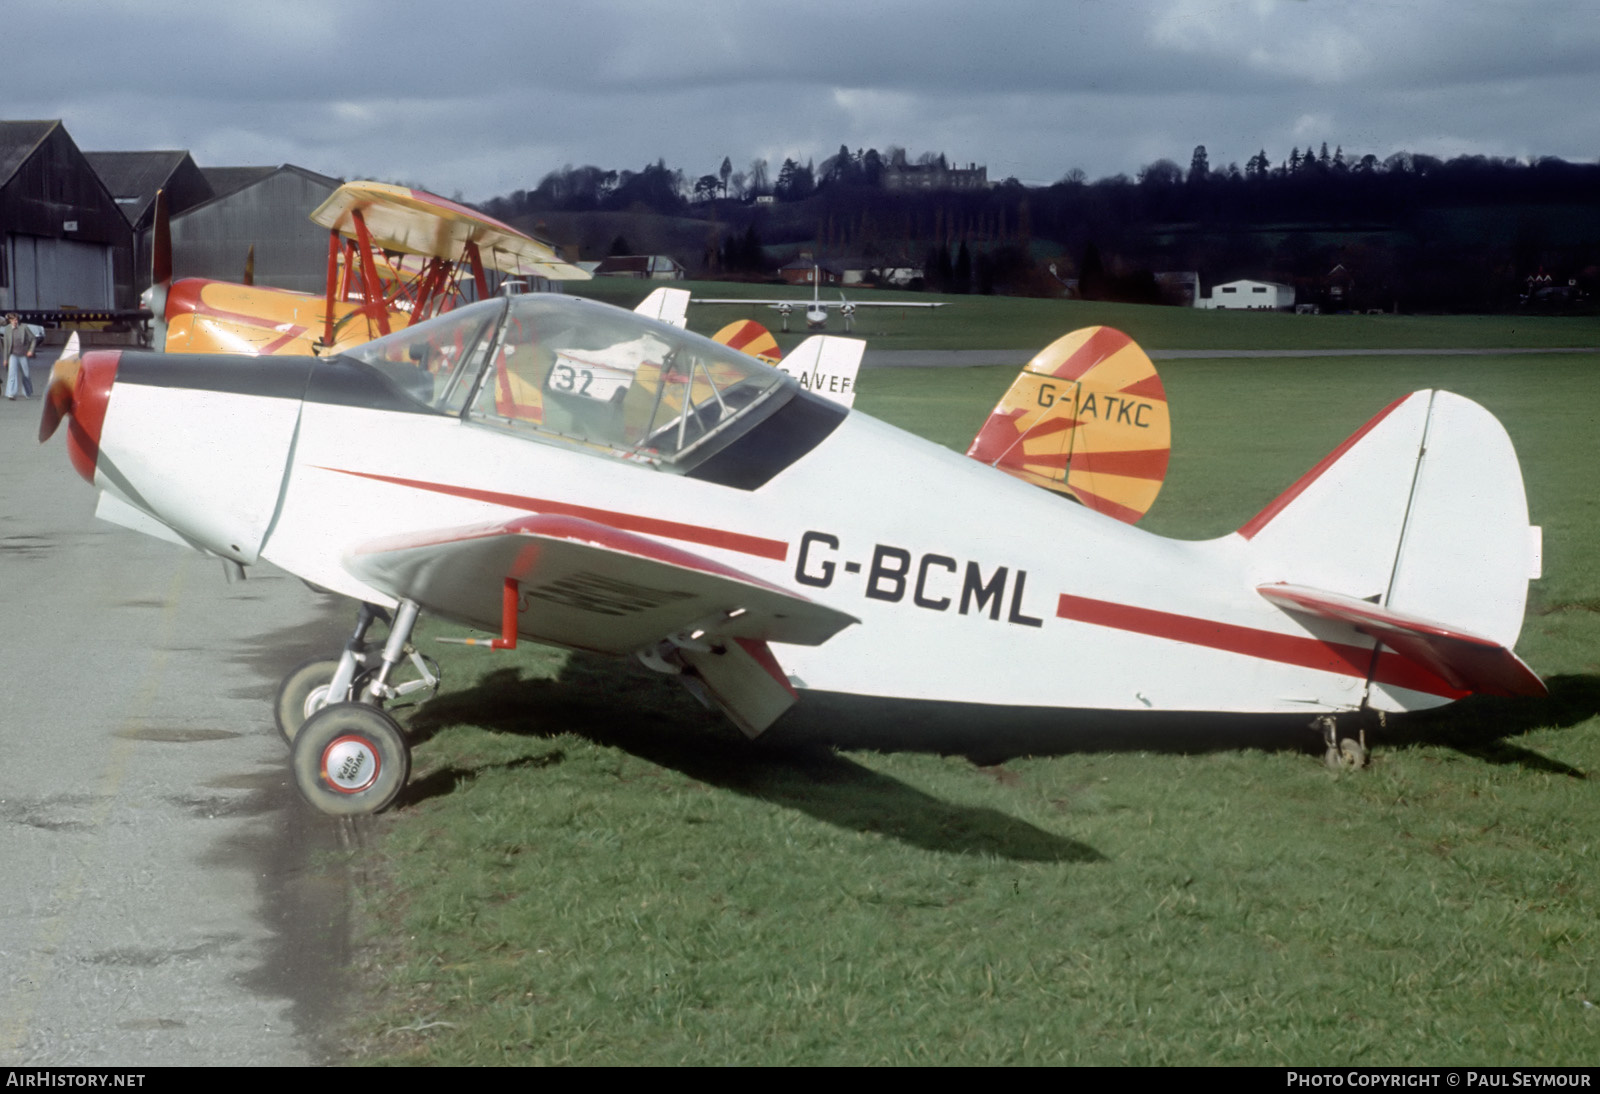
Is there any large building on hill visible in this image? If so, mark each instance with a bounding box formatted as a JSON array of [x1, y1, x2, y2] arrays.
[[880, 155, 988, 192]]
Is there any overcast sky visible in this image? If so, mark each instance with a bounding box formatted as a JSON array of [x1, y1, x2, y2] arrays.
[[9, 0, 1596, 201]]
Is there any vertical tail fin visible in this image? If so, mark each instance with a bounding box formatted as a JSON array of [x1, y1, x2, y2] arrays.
[[778, 335, 864, 408], [966, 326, 1171, 523], [711, 319, 782, 365], [632, 287, 690, 328], [1245, 390, 1542, 706]]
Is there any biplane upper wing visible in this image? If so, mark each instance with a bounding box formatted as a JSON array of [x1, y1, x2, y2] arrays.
[[342, 514, 859, 735], [310, 181, 591, 281]]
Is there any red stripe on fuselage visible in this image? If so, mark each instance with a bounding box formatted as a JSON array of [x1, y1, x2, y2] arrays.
[[1055, 593, 1464, 699], [319, 468, 790, 561]]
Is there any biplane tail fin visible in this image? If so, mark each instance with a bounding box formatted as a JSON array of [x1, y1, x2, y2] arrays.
[[1243, 390, 1543, 703], [778, 335, 864, 408], [712, 319, 781, 365], [966, 327, 1171, 524], [633, 287, 690, 328]]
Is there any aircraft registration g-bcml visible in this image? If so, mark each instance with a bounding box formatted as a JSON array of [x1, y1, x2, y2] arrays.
[[39, 292, 1544, 815]]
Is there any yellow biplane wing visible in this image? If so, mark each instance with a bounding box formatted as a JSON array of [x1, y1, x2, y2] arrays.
[[310, 182, 590, 281]]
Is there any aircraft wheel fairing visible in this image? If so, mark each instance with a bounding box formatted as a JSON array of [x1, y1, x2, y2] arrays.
[[292, 703, 410, 816], [274, 658, 344, 744]]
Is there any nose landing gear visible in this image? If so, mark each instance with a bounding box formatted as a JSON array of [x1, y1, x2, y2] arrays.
[[291, 702, 411, 816], [277, 599, 439, 815]]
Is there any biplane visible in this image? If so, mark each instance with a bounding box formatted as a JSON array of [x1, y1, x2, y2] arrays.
[[40, 291, 1543, 817], [146, 181, 591, 357], [694, 266, 944, 332]]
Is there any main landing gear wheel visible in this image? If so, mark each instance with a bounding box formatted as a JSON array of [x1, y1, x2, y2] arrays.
[[1314, 715, 1370, 771], [291, 702, 411, 816], [1333, 736, 1370, 770]]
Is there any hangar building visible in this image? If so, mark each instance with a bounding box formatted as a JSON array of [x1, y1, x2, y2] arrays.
[[87, 150, 214, 297], [1199, 279, 1295, 310], [164, 164, 342, 294], [0, 120, 134, 312]]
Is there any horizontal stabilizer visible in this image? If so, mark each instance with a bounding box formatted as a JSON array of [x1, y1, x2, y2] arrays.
[[1259, 583, 1545, 698], [778, 335, 864, 407]]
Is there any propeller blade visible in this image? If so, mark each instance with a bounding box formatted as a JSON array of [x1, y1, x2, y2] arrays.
[[243, 243, 256, 286], [143, 189, 172, 350], [151, 190, 171, 286], [38, 335, 83, 443]]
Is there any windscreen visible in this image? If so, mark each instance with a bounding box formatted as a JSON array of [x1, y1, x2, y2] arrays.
[[465, 294, 793, 467], [341, 298, 505, 413]]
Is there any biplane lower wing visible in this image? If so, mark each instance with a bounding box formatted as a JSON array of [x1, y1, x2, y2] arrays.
[[343, 514, 859, 734], [1258, 583, 1545, 699]]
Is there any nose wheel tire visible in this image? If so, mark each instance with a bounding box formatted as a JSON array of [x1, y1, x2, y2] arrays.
[[291, 703, 411, 816], [274, 658, 345, 744]]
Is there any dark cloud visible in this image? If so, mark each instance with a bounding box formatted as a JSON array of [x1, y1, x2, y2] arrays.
[[9, 0, 1595, 199]]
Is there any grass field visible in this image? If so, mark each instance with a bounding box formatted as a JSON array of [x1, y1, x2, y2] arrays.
[[339, 301, 1600, 1065], [570, 276, 1600, 353]]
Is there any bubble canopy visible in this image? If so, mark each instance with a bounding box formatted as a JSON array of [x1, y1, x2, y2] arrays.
[[341, 294, 802, 473]]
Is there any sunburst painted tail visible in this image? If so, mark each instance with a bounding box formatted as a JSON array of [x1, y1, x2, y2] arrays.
[[712, 319, 781, 365], [966, 327, 1171, 523]]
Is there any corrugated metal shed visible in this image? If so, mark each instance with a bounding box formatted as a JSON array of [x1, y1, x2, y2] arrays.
[[86, 150, 214, 295], [0, 120, 134, 310], [165, 165, 342, 293], [87, 150, 214, 230]]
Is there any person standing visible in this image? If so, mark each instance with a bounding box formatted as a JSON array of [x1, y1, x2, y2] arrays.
[[3, 313, 37, 400]]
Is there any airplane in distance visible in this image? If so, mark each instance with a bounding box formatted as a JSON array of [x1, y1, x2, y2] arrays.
[[694, 266, 945, 332], [146, 181, 592, 357], [39, 295, 1543, 816]]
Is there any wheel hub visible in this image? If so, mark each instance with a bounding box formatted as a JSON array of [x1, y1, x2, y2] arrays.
[[322, 734, 382, 794]]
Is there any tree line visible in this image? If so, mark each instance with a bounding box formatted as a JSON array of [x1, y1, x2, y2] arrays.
[[479, 144, 1600, 312]]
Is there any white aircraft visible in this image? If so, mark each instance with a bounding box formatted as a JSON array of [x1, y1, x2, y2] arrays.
[[39, 293, 1543, 816], [694, 266, 944, 332]]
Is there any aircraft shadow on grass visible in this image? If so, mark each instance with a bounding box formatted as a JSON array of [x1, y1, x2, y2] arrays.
[[401, 661, 1103, 864], [1381, 673, 1598, 779], [400, 653, 1596, 816]]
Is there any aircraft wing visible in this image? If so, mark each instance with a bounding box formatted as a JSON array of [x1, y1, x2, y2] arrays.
[[310, 181, 590, 281], [1258, 583, 1545, 698], [343, 513, 857, 736], [345, 513, 855, 653]]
